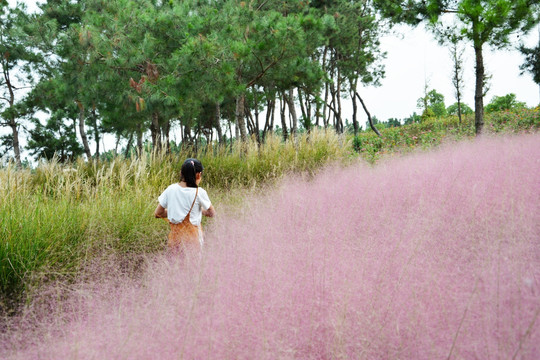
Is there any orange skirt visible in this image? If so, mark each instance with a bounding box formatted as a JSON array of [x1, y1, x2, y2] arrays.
[[167, 217, 202, 253]]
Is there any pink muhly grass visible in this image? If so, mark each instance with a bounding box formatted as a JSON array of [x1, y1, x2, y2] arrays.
[[1, 133, 539, 359]]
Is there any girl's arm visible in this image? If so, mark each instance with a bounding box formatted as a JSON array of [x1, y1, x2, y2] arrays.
[[154, 204, 167, 218], [202, 205, 215, 218]]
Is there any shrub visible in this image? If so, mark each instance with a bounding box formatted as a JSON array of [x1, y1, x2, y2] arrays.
[[485, 93, 527, 113], [446, 102, 473, 115]]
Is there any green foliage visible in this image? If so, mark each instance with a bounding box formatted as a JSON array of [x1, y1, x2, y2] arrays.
[[326, 0, 385, 85], [0, 2, 42, 166], [385, 118, 402, 127], [446, 102, 473, 115], [485, 93, 527, 113], [27, 115, 84, 162], [520, 42, 540, 85], [362, 116, 401, 130], [375, 0, 540, 46], [421, 107, 436, 121], [353, 107, 539, 162], [403, 112, 421, 125], [0, 134, 13, 156], [417, 89, 446, 118], [15, 0, 360, 153], [486, 107, 540, 132]]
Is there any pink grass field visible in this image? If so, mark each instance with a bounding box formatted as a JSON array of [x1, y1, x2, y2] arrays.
[[1, 134, 539, 359]]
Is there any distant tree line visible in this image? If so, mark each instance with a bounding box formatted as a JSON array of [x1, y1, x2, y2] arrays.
[[363, 91, 525, 130], [1, 0, 539, 166]]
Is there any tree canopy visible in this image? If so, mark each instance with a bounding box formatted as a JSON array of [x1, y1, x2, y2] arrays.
[[1, 0, 538, 163], [520, 40, 540, 89]]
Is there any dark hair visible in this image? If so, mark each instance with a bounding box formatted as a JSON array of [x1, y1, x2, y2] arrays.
[[180, 158, 203, 188]]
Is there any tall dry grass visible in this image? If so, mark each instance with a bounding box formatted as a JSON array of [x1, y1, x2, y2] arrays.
[[1, 133, 538, 359], [0, 130, 351, 312]]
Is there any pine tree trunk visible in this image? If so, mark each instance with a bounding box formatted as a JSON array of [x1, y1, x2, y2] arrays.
[[285, 87, 297, 137], [183, 124, 192, 145], [114, 134, 120, 155], [298, 88, 307, 124], [150, 112, 162, 151], [351, 89, 359, 136], [321, 46, 329, 129], [329, 69, 338, 130], [279, 93, 288, 141], [253, 97, 261, 144], [263, 96, 275, 140], [136, 122, 143, 156], [269, 97, 275, 131], [315, 95, 321, 128], [235, 94, 247, 142], [324, 81, 331, 129], [473, 41, 485, 136], [245, 108, 255, 135], [164, 118, 171, 153], [215, 103, 223, 144], [76, 102, 92, 160], [125, 131, 134, 157], [92, 107, 99, 158], [3, 66, 21, 167], [8, 120, 21, 167], [336, 68, 343, 133]]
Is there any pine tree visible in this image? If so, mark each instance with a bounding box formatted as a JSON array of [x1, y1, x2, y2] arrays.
[[0, 3, 41, 167]]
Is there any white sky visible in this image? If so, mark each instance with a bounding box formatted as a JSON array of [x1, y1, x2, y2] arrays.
[[3, 0, 540, 158], [358, 23, 539, 122]]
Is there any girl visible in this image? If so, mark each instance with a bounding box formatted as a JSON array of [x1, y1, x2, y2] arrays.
[[154, 158, 215, 252]]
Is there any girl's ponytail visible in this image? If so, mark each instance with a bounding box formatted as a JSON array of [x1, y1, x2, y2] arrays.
[[180, 158, 203, 188]]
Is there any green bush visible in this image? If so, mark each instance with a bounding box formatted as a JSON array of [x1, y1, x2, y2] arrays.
[[485, 93, 527, 113]]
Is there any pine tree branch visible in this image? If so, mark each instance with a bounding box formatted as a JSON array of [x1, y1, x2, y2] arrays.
[[246, 51, 284, 87], [355, 92, 381, 137], [256, 0, 270, 11], [11, 85, 32, 90]]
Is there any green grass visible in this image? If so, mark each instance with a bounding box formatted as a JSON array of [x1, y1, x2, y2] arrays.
[[0, 196, 87, 307], [352, 108, 539, 162], [0, 130, 352, 313], [1, 109, 538, 314]]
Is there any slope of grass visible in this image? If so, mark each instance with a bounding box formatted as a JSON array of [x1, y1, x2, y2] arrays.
[[0, 109, 538, 314], [353, 108, 539, 162], [1, 133, 538, 359]]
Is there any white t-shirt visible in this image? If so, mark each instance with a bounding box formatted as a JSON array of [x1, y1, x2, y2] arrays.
[[158, 184, 212, 226]]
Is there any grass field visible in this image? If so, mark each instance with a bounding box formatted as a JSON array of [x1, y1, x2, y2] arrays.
[[1, 133, 538, 359], [0, 109, 539, 358]]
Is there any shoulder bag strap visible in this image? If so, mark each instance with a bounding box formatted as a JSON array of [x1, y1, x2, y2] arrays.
[[186, 187, 199, 217]]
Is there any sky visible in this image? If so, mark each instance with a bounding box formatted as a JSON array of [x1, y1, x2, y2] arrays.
[[358, 23, 539, 122], [3, 0, 540, 157]]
